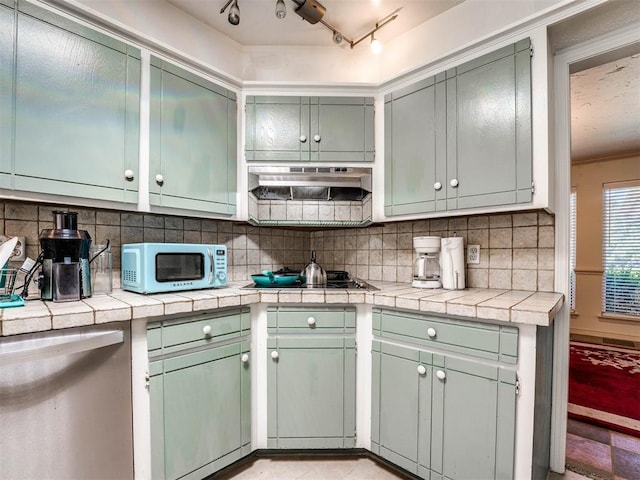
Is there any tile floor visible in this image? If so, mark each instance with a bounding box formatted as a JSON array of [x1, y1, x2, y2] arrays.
[[564, 418, 640, 480], [212, 455, 411, 480], [212, 419, 640, 480]]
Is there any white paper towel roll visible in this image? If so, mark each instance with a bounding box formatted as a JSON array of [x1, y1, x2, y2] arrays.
[[441, 237, 465, 290]]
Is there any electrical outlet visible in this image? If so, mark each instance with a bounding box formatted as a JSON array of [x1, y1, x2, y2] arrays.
[[12, 237, 26, 262], [467, 244, 480, 264]]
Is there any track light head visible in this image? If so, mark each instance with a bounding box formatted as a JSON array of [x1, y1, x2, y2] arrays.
[[275, 0, 286, 19], [228, 0, 240, 25], [295, 0, 325, 25], [332, 31, 343, 45], [370, 35, 382, 54]]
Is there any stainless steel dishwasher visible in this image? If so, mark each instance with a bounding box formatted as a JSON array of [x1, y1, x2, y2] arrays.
[[0, 323, 134, 479]]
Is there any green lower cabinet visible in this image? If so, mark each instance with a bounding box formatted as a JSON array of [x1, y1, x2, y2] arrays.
[[372, 341, 517, 480], [371, 342, 432, 477], [267, 335, 356, 449], [149, 339, 250, 480]]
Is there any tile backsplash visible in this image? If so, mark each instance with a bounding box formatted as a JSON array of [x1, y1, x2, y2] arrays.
[[1, 201, 555, 291], [309, 211, 555, 291]]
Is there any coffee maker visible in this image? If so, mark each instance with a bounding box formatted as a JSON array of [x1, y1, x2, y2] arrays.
[[412, 236, 442, 288], [38, 211, 92, 302]]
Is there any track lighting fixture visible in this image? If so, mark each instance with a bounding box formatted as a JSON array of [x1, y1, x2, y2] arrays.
[[219, 0, 399, 52], [275, 0, 286, 19], [370, 34, 382, 54], [220, 0, 240, 25], [294, 0, 325, 25]]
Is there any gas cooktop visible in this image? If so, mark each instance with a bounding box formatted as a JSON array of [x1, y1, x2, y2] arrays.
[[244, 269, 377, 290]]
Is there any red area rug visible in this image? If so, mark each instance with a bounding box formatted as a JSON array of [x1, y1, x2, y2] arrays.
[[568, 342, 640, 437]]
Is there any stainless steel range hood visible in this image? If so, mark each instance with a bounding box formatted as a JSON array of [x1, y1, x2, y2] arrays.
[[247, 166, 373, 227], [248, 166, 372, 191]]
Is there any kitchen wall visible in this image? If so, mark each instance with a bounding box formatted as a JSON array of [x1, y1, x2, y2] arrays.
[[1, 200, 555, 292], [571, 154, 640, 342]]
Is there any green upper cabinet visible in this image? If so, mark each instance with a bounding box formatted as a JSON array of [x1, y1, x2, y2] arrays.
[[385, 38, 532, 217], [246, 96, 374, 162], [245, 96, 310, 162], [384, 74, 447, 216], [3, 0, 140, 202], [0, 0, 15, 188], [149, 56, 237, 215], [445, 38, 533, 210]]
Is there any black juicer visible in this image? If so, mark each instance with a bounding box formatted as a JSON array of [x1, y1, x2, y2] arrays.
[[38, 211, 92, 302]]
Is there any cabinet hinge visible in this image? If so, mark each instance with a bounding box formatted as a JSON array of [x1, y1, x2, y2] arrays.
[[515, 377, 521, 396], [145, 370, 150, 389], [530, 45, 534, 57], [531, 182, 535, 195]]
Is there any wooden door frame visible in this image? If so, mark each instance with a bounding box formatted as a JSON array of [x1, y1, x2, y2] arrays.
[[550, 25, 640, 473]]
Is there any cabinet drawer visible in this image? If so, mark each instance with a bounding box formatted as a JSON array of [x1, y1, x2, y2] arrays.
[[148, 308, 250, 354], [374, 309, 518, 362], [267, 306, 356, 334]]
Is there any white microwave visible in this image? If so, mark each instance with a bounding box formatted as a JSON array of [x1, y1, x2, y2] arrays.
[[121, 243, 227, 294]]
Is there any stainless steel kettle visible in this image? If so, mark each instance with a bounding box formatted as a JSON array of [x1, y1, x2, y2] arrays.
[[301, 250, 327, 287]]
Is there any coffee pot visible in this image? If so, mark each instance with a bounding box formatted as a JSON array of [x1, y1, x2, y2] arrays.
[[412, 236, 442, 288]]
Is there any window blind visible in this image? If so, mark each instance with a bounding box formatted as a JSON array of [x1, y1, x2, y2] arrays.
[[602, 181, 640, 316], [570, 189, 576, 312]]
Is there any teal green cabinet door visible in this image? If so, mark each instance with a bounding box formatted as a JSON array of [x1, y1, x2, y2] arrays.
[[0, 0, 15, 188], [311, 97, 375, 162], [267, 336, 356, 448], [246, 96, 374, 162], [371, 342, 432, 476], [149, 360, 166, 480], [384, 75, 446, 216], [445, 39, 532, 210], [152, 342, 250, 480], [150, 56, 237, 215], [10, 1, 140, 202], [430, 355, 516, 480], [384, 39, 532, 217], [245, 96, 310, 161]]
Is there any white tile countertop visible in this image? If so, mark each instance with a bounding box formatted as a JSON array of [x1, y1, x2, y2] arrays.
[[0, 282, 564, 336]]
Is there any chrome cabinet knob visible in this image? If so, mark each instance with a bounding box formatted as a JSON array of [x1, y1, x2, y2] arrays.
[[427, 327, 437, 338], [307, 316, 316, 326], [436, 370, 446, 381], [434, 182, 442, 191], [450, 178, 459, 188], [300, 135, 307, 143], [124, 169, 135, 181], [313, 134, 321, 142], [241, 353, 249, 363], [155, 174, 164, 185], [271, 350, 279, 360], [417, 365, 427, 376], [202, 325, 212, 336]]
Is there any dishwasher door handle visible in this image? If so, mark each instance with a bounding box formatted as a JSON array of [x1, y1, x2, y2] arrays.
[[0, 330, 124, 366]]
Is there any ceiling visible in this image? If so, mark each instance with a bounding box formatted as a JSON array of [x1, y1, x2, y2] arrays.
[[570, 52, 640, 162], [166, 0, 464, 48]]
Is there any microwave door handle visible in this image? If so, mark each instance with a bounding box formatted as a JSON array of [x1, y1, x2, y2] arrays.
[[207, 248, 214, 285]]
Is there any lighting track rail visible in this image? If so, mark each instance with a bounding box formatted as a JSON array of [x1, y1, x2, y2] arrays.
[[220, 0, 400, 51]]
